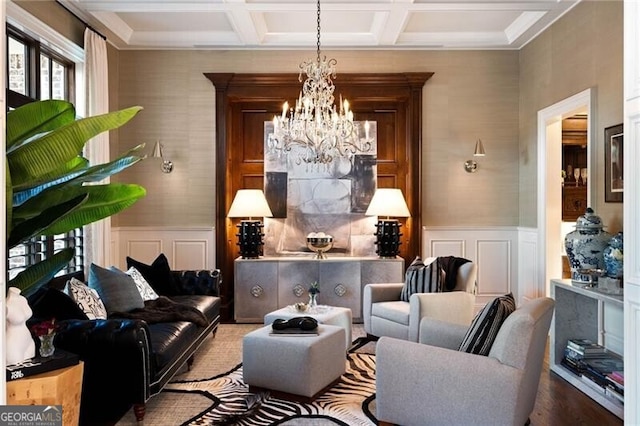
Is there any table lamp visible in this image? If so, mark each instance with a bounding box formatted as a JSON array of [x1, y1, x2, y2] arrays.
[[228, 189, 273, 258], [365, 188, 411, 258]]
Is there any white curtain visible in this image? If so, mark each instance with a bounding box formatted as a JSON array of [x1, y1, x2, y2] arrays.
[[83, 28, 110, 269]]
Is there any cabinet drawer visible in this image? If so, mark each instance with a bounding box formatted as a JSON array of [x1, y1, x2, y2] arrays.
[[319, 261, 362, 318], [278, 261, 319, 307], [234, 261, 278, 322]]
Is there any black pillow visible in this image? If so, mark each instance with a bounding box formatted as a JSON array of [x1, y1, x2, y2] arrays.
[[28, 287, 89, 322], [126, 253, 176, 295]]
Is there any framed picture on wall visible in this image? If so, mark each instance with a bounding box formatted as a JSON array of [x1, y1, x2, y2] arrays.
[[604, 123, 623, 203]]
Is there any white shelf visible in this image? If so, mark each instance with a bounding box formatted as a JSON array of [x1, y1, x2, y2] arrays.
[[550, 364, 624, 418], [550, 279, 624, 420]]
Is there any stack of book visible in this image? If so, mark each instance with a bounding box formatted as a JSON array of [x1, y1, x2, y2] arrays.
[[6, 349, 79, 381], [605, 371, 625, 403], [561, 338, 605, 375], [561, 338, 624, 404]]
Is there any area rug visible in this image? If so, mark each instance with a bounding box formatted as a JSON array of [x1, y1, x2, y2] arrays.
[[163, 352, 377, 425]]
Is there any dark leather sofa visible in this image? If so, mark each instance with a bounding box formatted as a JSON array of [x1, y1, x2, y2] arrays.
[[27, 268, 222, 425]]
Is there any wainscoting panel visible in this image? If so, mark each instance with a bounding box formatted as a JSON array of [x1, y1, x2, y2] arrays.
[[111, 227, 216, 271], [423, 226, 519, 309], [517, 227, 541, 302], [428, 240, 465, 258], [127, 240, 163, 265], [477, 240, 511, 295], [173, 240, 210, 270]]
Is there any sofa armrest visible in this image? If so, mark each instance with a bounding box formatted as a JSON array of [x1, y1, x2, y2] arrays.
[[170, 269, 221, 296], [407, 292, 474, 342], [364, 283, 403, 304], [376, 336, 522, 426], [418, 317, 469, 349], [363, 283, 404, 333], [55, 319, 152, 424]]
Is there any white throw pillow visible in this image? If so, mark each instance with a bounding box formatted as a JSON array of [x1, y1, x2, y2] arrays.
[[126, 266, 160, 301], [64, 277, 108, 320]]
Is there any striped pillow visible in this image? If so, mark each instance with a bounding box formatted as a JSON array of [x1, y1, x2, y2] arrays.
[[400, 256, 444, 302], [458, 293, 516, 356]]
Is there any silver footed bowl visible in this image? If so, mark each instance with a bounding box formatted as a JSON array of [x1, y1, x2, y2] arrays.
[[306, 237, 333, 259]]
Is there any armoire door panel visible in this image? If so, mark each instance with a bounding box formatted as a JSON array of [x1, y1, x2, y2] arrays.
[[206, 72, 432, 321]]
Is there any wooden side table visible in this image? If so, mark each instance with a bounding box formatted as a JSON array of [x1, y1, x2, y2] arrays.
[[7, 362, 84, 426]]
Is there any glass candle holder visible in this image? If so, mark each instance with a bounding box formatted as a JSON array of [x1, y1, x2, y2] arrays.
[[38, 333, 56, 358]]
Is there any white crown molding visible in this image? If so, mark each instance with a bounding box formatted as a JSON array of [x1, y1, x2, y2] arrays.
[[6, 1, 84, 62]]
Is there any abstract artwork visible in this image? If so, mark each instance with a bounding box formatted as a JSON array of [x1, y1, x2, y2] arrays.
[[263, 121, 378, 256]]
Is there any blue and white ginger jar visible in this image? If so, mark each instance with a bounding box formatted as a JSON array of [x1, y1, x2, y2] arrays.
[[564, 208, 611, 285], [603, 232, 623, 278]]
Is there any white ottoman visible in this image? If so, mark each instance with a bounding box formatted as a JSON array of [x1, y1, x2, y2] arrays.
[[242, 324, 346, 402], [264, 306, 352, 351]]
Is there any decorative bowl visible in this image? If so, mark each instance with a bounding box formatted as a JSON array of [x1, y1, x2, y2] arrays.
[[306, 233, 333, 259]]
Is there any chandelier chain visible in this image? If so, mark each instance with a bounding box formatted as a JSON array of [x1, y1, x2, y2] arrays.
[[316, 0, 321, 65]]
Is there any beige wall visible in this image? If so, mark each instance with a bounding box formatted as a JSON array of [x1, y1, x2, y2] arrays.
[[519, 0, 623, 230], [112, 49, 520, 227], [11, 0, 624, 232]]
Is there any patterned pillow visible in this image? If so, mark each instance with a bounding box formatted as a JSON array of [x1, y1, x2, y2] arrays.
[[88, 264, 145, 314], [458, 293, 516, 356], [126, 253, 175, 295], [64, 277, 108, 320], [126, 267, 160, 301], [400, 256, 445, 302]]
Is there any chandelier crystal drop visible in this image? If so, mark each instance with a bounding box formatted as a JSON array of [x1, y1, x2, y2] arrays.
[[267, 0, 372, 166]]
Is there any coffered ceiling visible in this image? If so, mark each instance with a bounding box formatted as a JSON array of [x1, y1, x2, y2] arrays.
[[58, 0, 582, 50]]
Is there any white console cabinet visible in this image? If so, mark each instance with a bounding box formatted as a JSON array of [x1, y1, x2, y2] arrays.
[[234, 256, 405, 323], [549, 279, 624, 419]]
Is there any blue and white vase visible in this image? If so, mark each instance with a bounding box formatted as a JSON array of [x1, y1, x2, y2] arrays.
[[603, 232, 623, 279], [564, 208, 611, 285]]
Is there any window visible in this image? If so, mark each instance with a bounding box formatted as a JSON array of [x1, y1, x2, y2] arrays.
[[6, 24, 83, 279]]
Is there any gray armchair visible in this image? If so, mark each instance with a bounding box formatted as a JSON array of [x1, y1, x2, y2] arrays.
[[362, 258, 477, 342], [376, 297, 555, 426]]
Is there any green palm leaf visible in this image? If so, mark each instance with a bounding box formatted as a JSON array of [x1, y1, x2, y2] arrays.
[[9, 194, 87, 248], [12, 157, 89, 205], [6, 99, 75, 151], [67, 144, 146, 184], [8, 106, 142, 187], [41, 184, 146, 236], [12, 144, 145, 206], [9, 248, 75, 297], [6, 100, 146, 296]]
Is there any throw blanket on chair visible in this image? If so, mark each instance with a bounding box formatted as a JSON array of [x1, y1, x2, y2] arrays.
[[437, 256, 471, 291], [111, 296, 209, 327]]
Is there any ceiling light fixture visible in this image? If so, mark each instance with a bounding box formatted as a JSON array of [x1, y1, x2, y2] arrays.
[[267, 0, 372, 166]]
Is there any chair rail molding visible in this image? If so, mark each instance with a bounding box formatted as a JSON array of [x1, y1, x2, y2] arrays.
[[111, 227, 216, 271], [422, 226, 544, 308]]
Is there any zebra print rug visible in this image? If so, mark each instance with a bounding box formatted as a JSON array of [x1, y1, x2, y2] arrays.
[[164, 353, 377, 425]]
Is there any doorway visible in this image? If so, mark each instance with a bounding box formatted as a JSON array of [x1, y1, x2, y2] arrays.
[[537, 88, 593, 296]]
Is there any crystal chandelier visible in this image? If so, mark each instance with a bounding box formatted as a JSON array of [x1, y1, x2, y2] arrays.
[[267, 0, 372, 166]]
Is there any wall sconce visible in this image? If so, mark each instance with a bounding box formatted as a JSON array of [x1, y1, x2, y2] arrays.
[[464, 139, 486, 173], [228, 189, 273, 258], [152, 141, 173, 173], [365, 188, 411, 258]]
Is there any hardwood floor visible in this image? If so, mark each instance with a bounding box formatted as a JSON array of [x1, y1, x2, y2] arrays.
[[530, 342, 622, 425]]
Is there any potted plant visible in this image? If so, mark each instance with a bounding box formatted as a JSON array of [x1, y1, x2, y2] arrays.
[[6, 99, 147, 296]]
